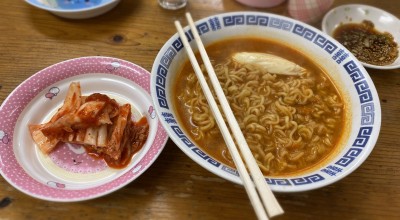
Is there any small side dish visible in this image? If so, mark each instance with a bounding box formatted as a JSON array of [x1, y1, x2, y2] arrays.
[[0, 56, 168, 201], [322, 4, 400, 69], [29, 82, 149, 169], [333, 20, 399, 66]]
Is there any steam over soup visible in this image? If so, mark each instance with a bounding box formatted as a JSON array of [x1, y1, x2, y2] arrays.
[[173, 38, 346, 176]]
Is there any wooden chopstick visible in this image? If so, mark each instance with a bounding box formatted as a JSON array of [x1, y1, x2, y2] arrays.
[[174, 20, 269, 220], [183, 13, 284, 217], [175, 12, 284, 219]]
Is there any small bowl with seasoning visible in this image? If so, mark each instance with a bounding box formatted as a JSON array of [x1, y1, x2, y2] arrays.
[[322, 4, 400, 69]]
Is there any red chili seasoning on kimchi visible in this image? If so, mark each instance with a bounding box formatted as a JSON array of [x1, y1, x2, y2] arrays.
[[29, 82, 150, 169]]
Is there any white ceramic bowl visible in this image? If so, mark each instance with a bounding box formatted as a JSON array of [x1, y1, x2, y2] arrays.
[[0, 57, 168, 201], [322, 4, 400, 69], [25, 0, 120, 19], [151, 11, 381, 192]]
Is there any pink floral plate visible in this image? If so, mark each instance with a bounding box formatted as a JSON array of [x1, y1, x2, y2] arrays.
[[0, 56, 169, 201]]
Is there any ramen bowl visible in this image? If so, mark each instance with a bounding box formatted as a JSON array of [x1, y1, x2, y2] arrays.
[[25, 0, 120, 19], [322, 4, 400, 70], [151, 11, 381, 192]]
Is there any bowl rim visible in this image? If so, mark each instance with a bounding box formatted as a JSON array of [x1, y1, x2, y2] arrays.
[[322, 4, 400, 70], [25, 0, 119, 13], [151, 11, 382, 192]]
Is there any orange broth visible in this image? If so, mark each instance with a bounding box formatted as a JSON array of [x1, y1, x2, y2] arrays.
[[173, 37, 345, 176]]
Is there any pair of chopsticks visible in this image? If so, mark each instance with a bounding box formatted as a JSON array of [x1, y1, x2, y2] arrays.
[[174, 13, 284, 220]]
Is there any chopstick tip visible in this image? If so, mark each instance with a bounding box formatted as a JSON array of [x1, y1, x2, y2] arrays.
[[185, 12, 193, 21], [174, 20, 182, 28]]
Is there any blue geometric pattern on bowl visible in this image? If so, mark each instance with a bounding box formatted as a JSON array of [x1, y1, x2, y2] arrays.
[[152, 12, 379, 189]]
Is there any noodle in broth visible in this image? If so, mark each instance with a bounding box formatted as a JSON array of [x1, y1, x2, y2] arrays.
[[174, 38, 345, 176]]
